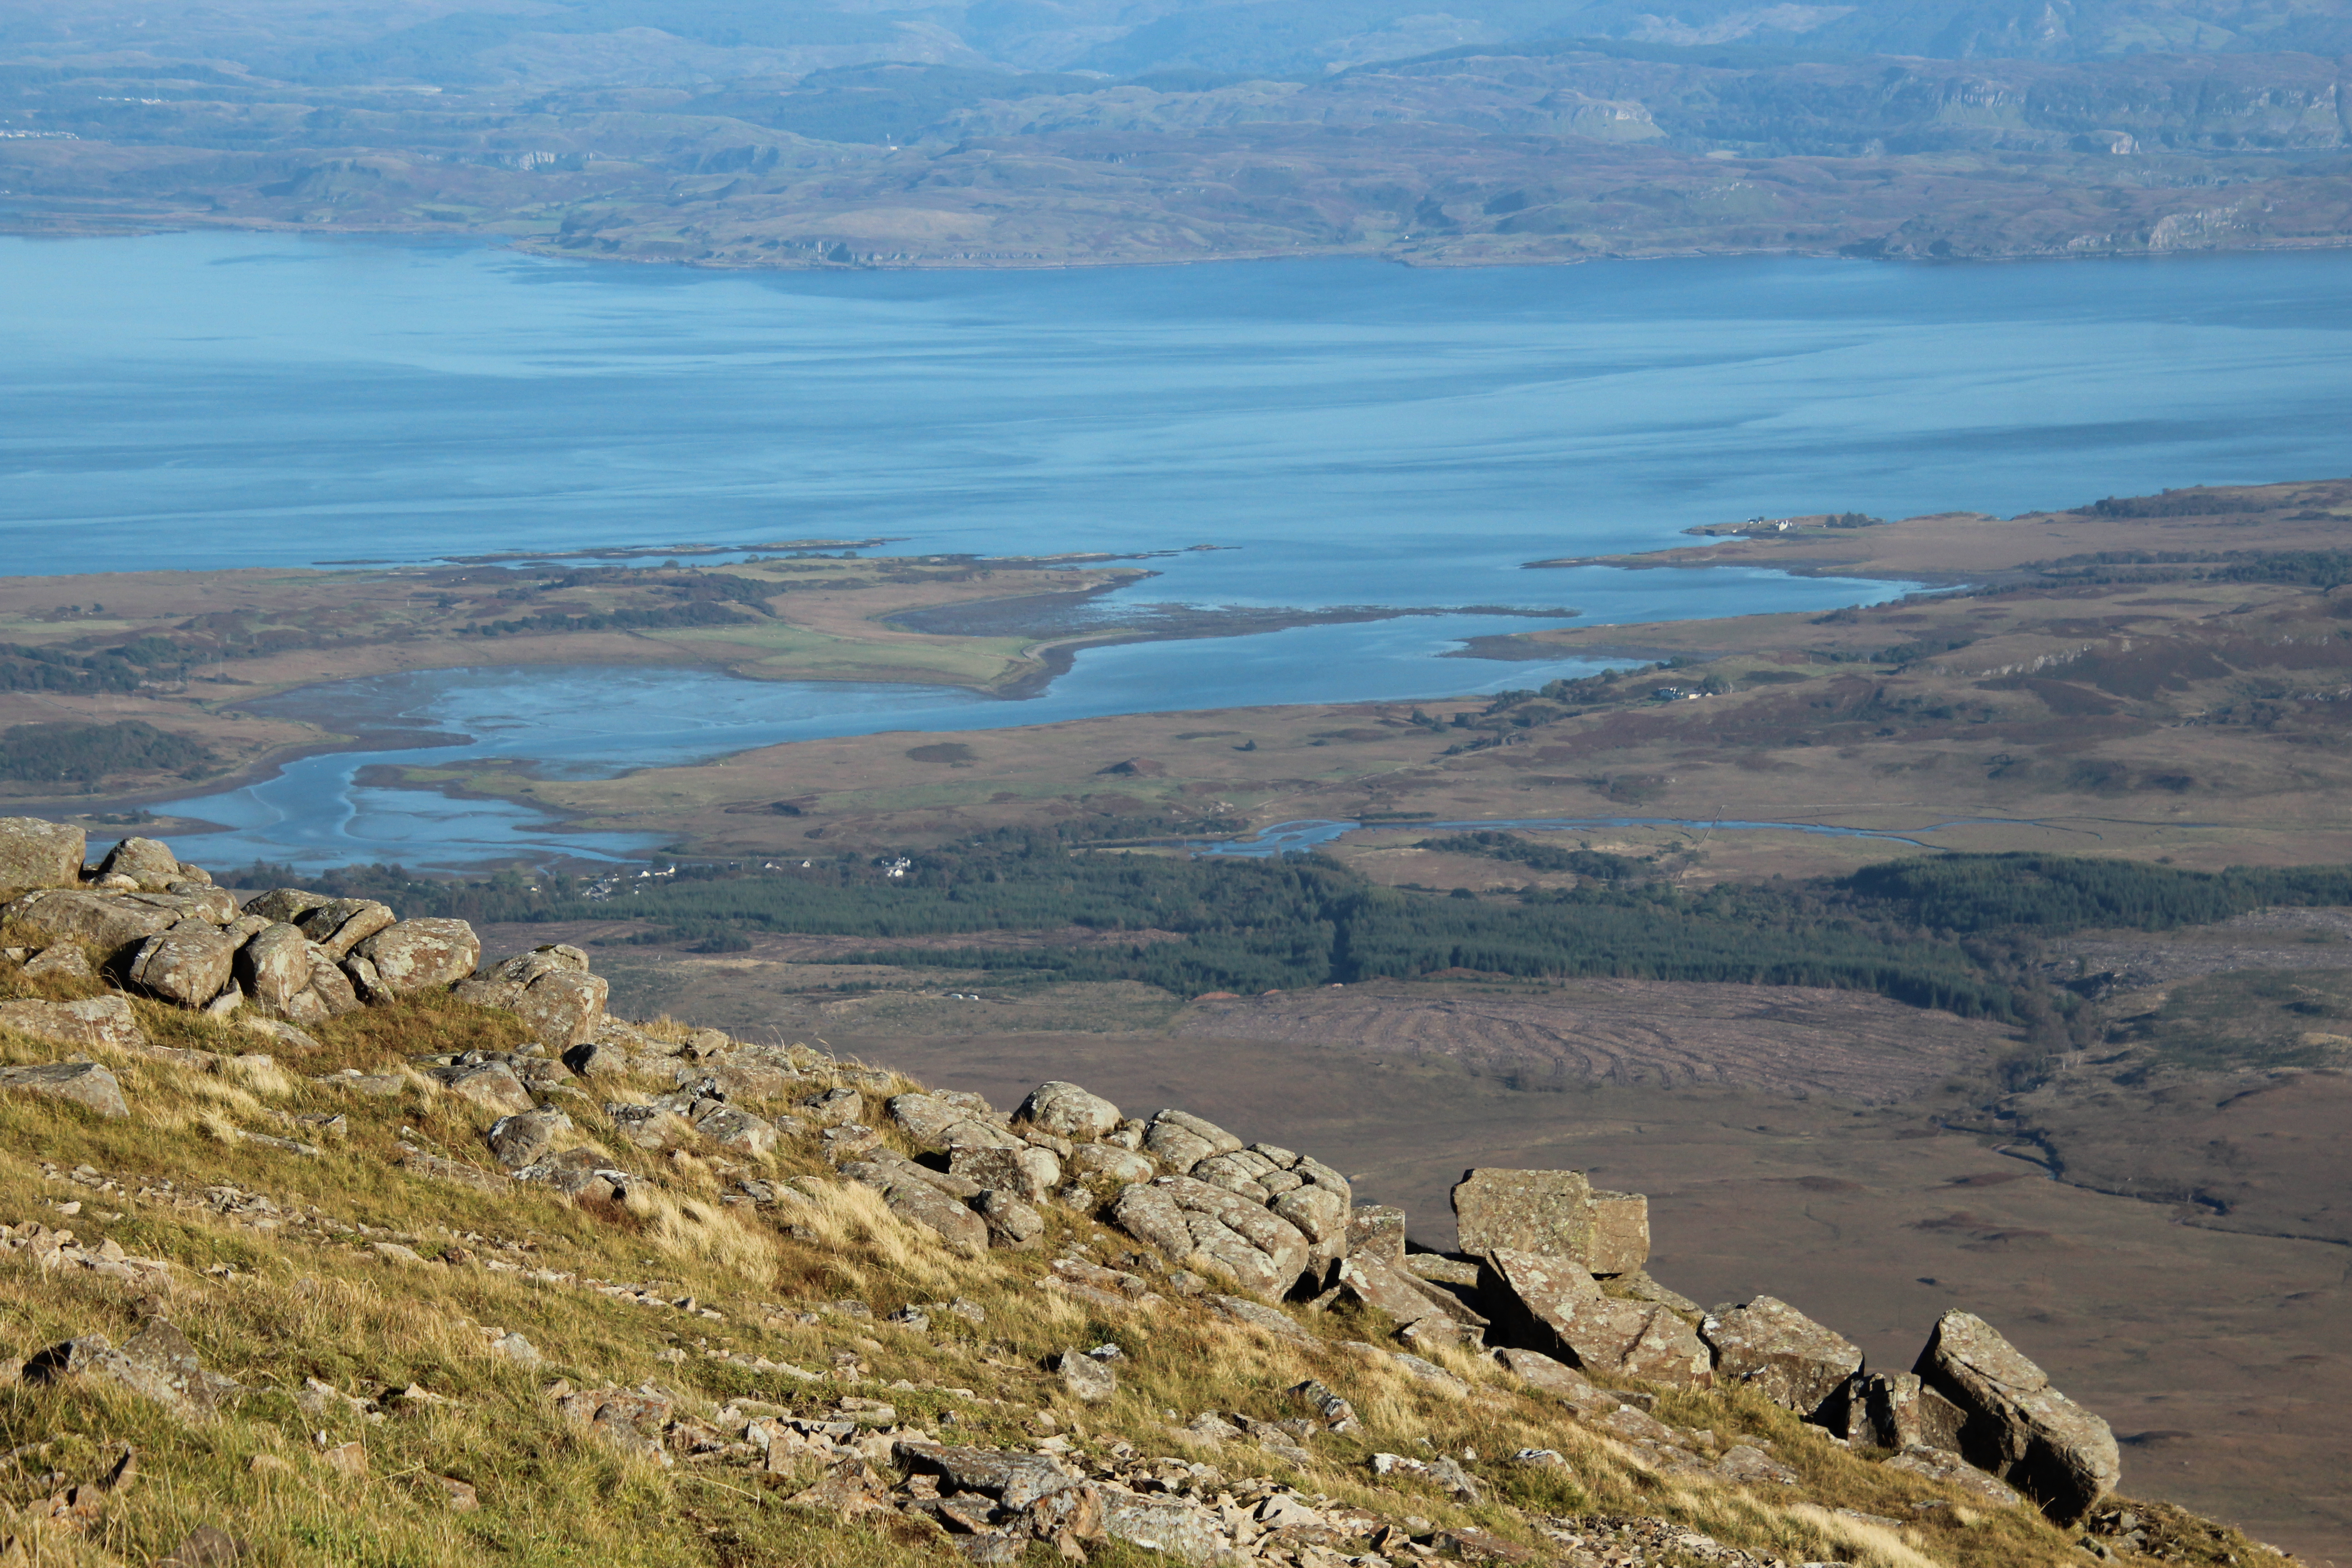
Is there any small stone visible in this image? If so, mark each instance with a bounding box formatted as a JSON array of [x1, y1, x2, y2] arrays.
[[1058, 1346, 1117, 1403]]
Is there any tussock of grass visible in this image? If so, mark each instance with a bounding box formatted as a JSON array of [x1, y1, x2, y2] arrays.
[[0, 967, 2289, 1568]]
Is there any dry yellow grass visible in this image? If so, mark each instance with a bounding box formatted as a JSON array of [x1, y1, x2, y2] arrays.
[[0, 958, 2284, 1567]]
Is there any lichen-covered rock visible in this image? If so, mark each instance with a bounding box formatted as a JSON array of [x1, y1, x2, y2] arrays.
[[1915, 1309, 2120, 1520], [1333, 1253, 1456, 1331], [1452, 1168, 1595, 1260], [290, 943, 363, 1023], [1141, 1108, 1243, 1169], [1071, 1143, 1156, 1184], [1347, 1204, 1406, 1264], [0, 818, 85, 893], [486, 1106, 573, 1168], [694, 1103, 779, 1156], [1014, 1079, 1122, 1140], [1485, 1248, 1711, 1387], [351, 918, 481, 995], [95, 836, 181, 892], [242, 888, 335, 926], [840, 1161, 989, 1257], [1586, 1190, 1651, 1275], [128, 925, 236, 1007], [1701, 1295, 1863, 1419], [1057, 1347, 1117, 1403], [1112, 1176, 1311, 1298], [454, 946, 609, 1047], [978, 1188, 1046, 1249], [25, 1319, 239, 1418], [0, 1060, 129, 1119], [949, 1142, 1060, 1201], [4, 887, 179, 957], [0, 995, 147, 1053], [432, 1060, 534, 1116], [22, 945, 96, 982], [235, 923, 315, 1013], [1884, 1444, 2025, 1507], [887, 1092, 1020, 1152], [295, 898, 397, 960]]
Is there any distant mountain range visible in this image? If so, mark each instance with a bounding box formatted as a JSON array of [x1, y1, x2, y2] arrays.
[[5, 0, 2351, 265]]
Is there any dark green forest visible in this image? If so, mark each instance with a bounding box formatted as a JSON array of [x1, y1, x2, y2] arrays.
[[235, 834, 2352, 1018], [0, 720, 220, 786]]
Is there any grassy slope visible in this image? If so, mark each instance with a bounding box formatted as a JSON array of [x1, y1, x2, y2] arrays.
[[0, 934, 2281, 1567]]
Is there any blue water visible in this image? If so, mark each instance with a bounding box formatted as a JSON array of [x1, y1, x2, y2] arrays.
[[13, 235, 2352, 867]]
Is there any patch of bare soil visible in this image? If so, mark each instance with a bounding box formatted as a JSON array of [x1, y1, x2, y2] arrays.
[[1168, 979, 2010, 1104]]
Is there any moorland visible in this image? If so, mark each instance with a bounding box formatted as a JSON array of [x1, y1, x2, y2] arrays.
[[10, 474, 2352, 1551]]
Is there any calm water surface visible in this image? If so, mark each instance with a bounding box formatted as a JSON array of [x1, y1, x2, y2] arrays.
[[9, 235, 2351, 865]]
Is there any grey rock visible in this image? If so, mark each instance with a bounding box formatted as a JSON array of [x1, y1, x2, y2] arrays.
[[21, 945, 95, 982], [26, 1319, 240, 1418], [1332, 1254, 1455, 1331], [235, 923, 315, 1014], [0, 1060, 129, 1119], [1915, 1309, 2120, 1520], [433, 1060, 535, 1117], [292, 899, 396, 960], [1586, 1190, 1651, 1275], [1142, 1107, 1242, 1169], [1701, 1296, 1864, 1420], [512, 1148, 634, 1202], [1071, 1142, 1156, 1184], [0, 995, 147, 1053], [1347, 1204, 1407, 1264], [0, 817, 85, 892], [977, 1188, 1046, 1250], [129, 925, 236, 1007], [486, 1106, 574, 1168], [96, 836, 181, 892], [799, 1085, 864, 1126], [841, 1161, 989, 1257], [351, 918, 481, 995], [1842, 1369, 1968, 1452], [240, 888, 335, 925], [1013, 1079, 1122, 1140], [4, 887, 179, 957], [453, 946, 608, 1047], [1112, 1176, 1312, 1298], [1096, 1487, 1236, 1565], [887, 1092, 1020, 1152], [1484, 1248, 1711, 1387], [949, 1142, 1060, 1201], [1206, 1294, 1320, 1347], [1884, 1443, 2026, 1508], [695, 1103, 779, 1156], [1057, 1346, 1117, 1402], [1451, 1167, 1594, 1261], [893, 1442, 1080, 1509]]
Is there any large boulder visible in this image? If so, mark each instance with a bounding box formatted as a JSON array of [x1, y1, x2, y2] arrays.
[[1347, 1205, 1407, 1264], [1586, 1191, 1651, 1275], [1332, 1254, 1458, 1333], [432, 1060, 535, 1116], [1014, 1080, 1122, 1140], [351, 918, 482, 996], [487, 1106, 574, 1169], [1701, 1296, 1863, 1420], [3, 888, 179, 958], [128, 926, 236, 1008], [453, 946, 608, 1048], [0, 818, 85, 893], [0, 1061, 130, 1119], [294, 898, 397, 960], [0, 995, 147, 1052], [950, 1142, 1061, 1201], [235, 924, 314, 1012], [1111, 1176, 1311, 1298], [1141, 1108, 1243, 1169], [94, 837, 181, 892], [241, 888, 335, 925], [887, 1092, 1020, 1152], [1452, 1167, 1594, 1260], [1484, 1248, 1711, 1387], [841, 1162, 989, 1257], [1914, 1310, 2120, 1520]]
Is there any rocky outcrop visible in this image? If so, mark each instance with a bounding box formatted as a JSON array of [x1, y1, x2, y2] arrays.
[[0, 818, 85, 894], [453, 945, 608, 1047], [353, 918, 482, 995], [128, 925, 237, 1008], [1842, 1369, 1968, 1452], [1451, 1167, 1650, 1276], [1483, 1248, 1711, 1387], [1701, 1296, 1863, 1420], [1915, 1310, 2120, 1520], [1014, 1079, 1122, 1139], [1113, 1176, 1311, 1298], [24, 1319, 240, 1418]]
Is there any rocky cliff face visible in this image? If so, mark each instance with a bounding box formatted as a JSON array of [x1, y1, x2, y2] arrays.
[[0, 823, 2289, 1567]]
